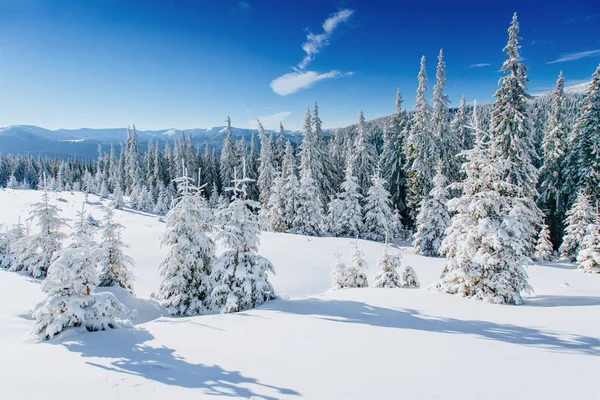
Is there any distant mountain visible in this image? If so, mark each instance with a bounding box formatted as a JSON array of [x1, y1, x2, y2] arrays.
[[0, 125, 305, 158]]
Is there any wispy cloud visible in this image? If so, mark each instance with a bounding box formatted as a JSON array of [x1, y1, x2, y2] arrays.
[[469, 63, 491, 68], [547, 49, 600, 64], [298, 9, 354, 69], [270, 70, 353, 96], [250, 112, 292, 130]]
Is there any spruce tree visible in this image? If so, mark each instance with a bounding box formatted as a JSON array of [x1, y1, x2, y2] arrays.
[[432, 49, 460, 183], [33, 206, 130, 340], [328, 160, 363, 237], [220, 117, 238, 192], [559, 189, 595, 261], [414, 166, 451, 257], [363, 171, 399, 242], [330, 251, 347, 290], [351, 109, 377, 193], [96, 205, 134, 291], [451, 96, 473, 153], [535, 222, 554, 262], [573, 65, 600, 206], [577, 221, 600, 273], [291, 170, 325, 236], [540, 71, 569, 247], [211, 166, 276, 313], [402, 266, 420, 288], [372, 246, 403, 288], [406, 56, 436, 216], [437, 100, 534, 305], [156, 167, 216, 315], [299, 106, 329, 206], [488, 13, 542, 254], [345, 242, 369, 288], [257, 120, 277, 209], [13, 188, 68, 278]]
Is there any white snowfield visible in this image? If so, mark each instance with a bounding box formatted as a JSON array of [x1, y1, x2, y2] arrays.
[[1, 189, 599, 400]]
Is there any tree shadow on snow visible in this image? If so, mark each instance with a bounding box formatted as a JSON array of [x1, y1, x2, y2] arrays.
[[523, 295, 600, 308], [56, 328, 300, 399], [260, 298, 600, 356]]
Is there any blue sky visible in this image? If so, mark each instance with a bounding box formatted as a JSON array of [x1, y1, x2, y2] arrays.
[[0, 0, 598, 131]]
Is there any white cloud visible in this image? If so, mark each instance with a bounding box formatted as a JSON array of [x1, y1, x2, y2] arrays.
[[547, 49, 600, 64], [270, 70, 353, 96], [469, 63, 491, 68], [298, 9, 354, 69], [250, 112, 292, 130]]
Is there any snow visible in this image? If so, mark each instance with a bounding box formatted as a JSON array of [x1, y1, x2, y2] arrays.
[[1, 189, 600, 399]]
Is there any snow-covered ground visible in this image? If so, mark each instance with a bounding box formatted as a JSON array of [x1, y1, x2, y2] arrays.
[[1, 189, 599, 399]]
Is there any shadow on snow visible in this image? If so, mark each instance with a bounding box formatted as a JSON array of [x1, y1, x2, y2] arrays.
[[55, 328, 300, 399], [260, 297, 600, 356]]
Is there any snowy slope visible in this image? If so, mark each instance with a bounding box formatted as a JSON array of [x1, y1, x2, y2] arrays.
[[0, 189, 599, 399]]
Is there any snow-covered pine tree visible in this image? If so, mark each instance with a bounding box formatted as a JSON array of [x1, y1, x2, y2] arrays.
[[351, 109, 378, 193], [559, 189, 596, 261], [451, 96, 473, 153], [208, 182, 219, 210], [313, 101, 335, 200], [257, 119, 278, 209], [402, 266, 419, 289], [540, 71, 569, 247], [372, 246, 403, 288], [267, 141, 299, 232], [406, 56, 436, 217], [488, 13, 542, 255], [328, 159, 363, 237], [33, 206, 129, 340], [266, 173, 287, 232], [124, 125, 144, 195], [299, 106, 329, 206], [13, 187, 68, 278], [220, 117, 238, 192], [1, 220, 25, 269], [534, 221, 554, 262], [345, 242, 369, 288], [437, 100, 534, 305], [112, 184, 125, 209], [577, 221, 600, 273], [96, 205, 134, 291], [432, 49, 460, 183], [362, 171, 399, 242], [573, 65, 600, 206], [247, 132, 260, 201], [153, 183, 170, 215], [291, 169, 325, 236], [413, 165, 451, 257], [156, 166, 216, 315], [330, 250, 347, 290], [211, 166, 276, 313]]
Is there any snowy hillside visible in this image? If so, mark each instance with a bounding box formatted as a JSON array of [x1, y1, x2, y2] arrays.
[[1, 189, 599, 399]]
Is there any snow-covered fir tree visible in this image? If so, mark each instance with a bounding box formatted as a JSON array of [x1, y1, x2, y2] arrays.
[[344, 242, 369, 288], [413, 165, 451, 257], [12, 187, 68, 278], [540, 71, 569, 247], [351, 109, 377, 193], [402, 266, 420, 289], [372, 246, 403, 288], [153, 183, 170, 215], [488, 13, 542, 254], [385, 89, 410, 222], [0, 220, 25, 269], [330, 251, 347, 290], [211, 166, 275, 313], [156, 167, 216, 315], [266, 173, 287, 232], [220, 116, 238, 192], [535, 222, 554, 262], [257, 120, 278, 209], [451, 95, 473, 153], [406, 55, 436, 217], [291, 169, 325, 236], [362, 171, 399, 242], [32, 206, 129, 340], [96, 205, 134, 291], [432, 49, 460, 183], [572, 65, 600, 206], [437, 99, 534, 305], [112, 185, 124, 209], [559, 189, 596, 261], [299, 106, 329, 206], [328, 160, 363, 237], [577, 221, 600, 273]]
